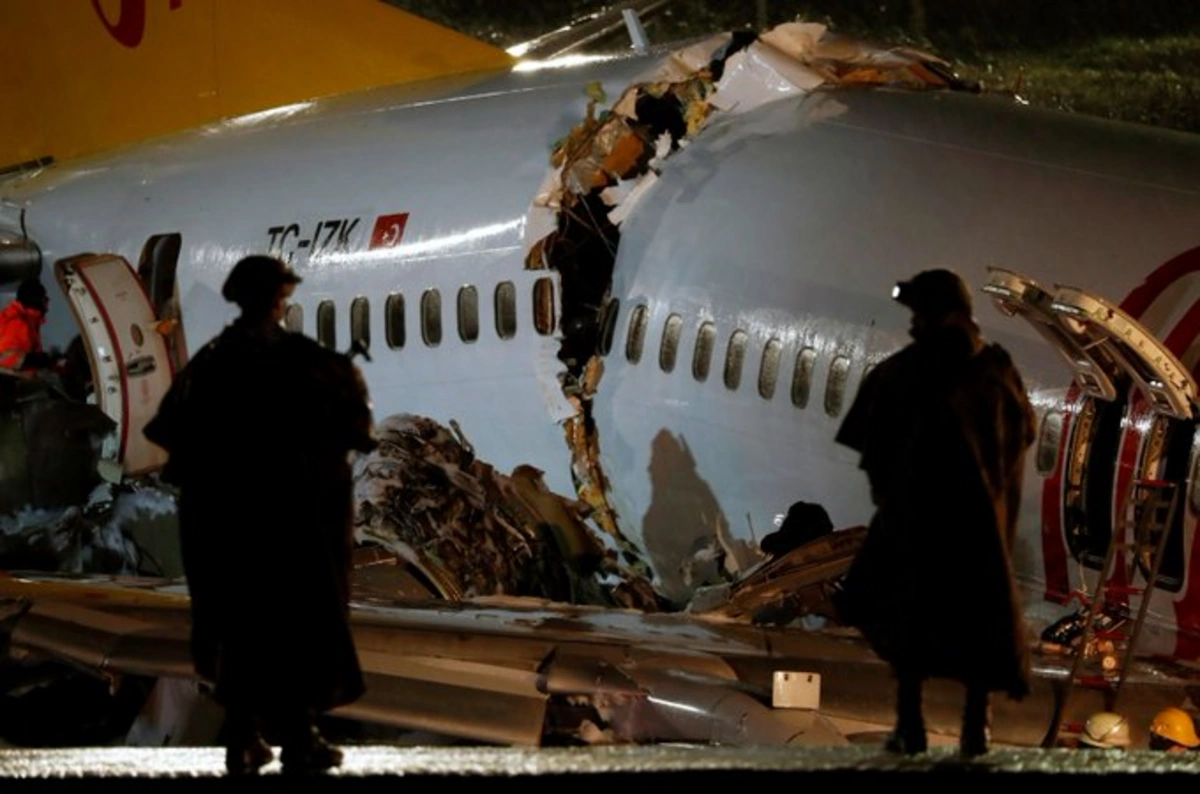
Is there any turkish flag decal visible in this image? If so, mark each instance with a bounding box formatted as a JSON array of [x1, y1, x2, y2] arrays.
[[370, 212, 410, 249]]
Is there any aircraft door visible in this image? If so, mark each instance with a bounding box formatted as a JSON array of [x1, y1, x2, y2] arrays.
[[1048, 285, 1199, 586], [984, 269, 1130, 565], [1129, 414, 1194, 590], [56, 254, 173, 476], [986, 268, 1200, 584]]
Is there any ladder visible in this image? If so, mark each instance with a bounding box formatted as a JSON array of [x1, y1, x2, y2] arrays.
[[1042, 478, 1181, 748]]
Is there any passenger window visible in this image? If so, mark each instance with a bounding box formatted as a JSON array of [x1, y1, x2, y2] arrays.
[[598, 299, 620, 356], [284, 303, 304, 334], [495, 281, 517, 340], [724, 330, 748, 391], [626, 304, 648, 364], [659, 313, 683, 373], [385, 293, 405, 349], [350, 296, 370, 352], [693, 322, 715, 382], [316, 300, 336, 349], [533, 277, 555, 336], [759, 338, 782, 400], [421, 289, 442, 347], [458, 285, 479, 343], [825, 355, 851, 416], [791, 347, 816, 408], [1037, 411, 1064, 475]]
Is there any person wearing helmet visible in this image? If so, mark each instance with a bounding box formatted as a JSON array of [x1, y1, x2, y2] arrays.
[[1078, 712, 1132, 750], [1149, 707, 1200, 752], [833, 268, 1036, 758]]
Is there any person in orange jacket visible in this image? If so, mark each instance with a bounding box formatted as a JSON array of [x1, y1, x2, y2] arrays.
[[0, 278, 53, 373]]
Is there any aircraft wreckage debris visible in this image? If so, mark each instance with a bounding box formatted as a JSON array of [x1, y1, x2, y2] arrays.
[[1, 22, 977, 617], [523, 21, 980, 610], [353, 414, 660, 610]]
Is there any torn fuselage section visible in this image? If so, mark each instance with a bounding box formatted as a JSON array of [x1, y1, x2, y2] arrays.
[[352, 414, 660, 609], [523, 21, 972, 604]]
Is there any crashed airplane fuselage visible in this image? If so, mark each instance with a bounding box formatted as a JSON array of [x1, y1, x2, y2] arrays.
[[4, 21, 1200, 669]]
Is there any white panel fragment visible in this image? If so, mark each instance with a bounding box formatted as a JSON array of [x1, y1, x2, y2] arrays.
[[710, 43, 826, 114], [605, 171, 658, 227], [634, 33, 732, 84], [758, 22, 828, 60]]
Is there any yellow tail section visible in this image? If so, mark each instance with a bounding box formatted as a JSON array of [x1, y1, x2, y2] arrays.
[[0, 0, 514, 171]]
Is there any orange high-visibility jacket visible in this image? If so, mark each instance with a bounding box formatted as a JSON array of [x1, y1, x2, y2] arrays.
[[0, 299, 45, 370]]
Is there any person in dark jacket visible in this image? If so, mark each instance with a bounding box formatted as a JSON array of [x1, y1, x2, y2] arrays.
[[143, 254, 376, 775], [833, 268, 1035, 758]]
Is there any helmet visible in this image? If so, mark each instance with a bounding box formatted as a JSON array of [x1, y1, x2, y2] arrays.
[[1079, 712, 1131, 749], [1150, 707, 1200, 748], [892, 268, 973, 321]]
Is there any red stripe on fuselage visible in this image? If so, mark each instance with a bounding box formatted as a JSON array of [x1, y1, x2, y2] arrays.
[[1041, 246, 1200, 637], [1164, 295, 1200, 658], [1119, 247, 1200, 317]]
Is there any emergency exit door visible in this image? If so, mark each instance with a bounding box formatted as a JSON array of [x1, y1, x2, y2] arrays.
[[57, 254, 174, 476], [984, 267, 1199, 584]]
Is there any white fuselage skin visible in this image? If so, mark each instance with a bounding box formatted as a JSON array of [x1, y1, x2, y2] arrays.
[[6, 48, 1200, 648]]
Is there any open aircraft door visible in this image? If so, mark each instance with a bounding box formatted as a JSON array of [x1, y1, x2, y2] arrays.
[[984, 267, 1197, 418], [984, 268, 1124, 404], [56, 254, 173, 476], [985, 267, 1198, 580], [1044, 284, 1197, 421]]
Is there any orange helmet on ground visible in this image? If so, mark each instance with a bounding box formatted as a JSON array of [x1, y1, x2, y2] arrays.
[[1150, 707, 1200, 749]]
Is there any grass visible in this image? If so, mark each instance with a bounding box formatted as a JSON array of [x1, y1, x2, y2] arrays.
[[382, 2, 1200, 137], [952, 36, 1200, 134]]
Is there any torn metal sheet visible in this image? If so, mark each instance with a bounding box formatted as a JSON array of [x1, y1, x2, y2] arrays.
[[523, 21, 977, 608], [709, 527, 868, 625], [709, 41, 827, 113], [0, 483, 177, 577], [352, 414, 659, 610], [639, 33, 733, 84]]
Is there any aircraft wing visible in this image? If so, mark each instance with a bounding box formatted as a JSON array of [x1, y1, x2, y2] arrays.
[[0, 560, 875, 748], [9, 540, 1200, 751]]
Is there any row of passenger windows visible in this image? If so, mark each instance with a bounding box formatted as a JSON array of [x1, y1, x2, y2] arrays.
[[286, 278, 557, 351], [614, 303, 864, 417], [286, 287, 861, 417]]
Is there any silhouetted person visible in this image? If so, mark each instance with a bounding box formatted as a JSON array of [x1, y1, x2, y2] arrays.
[[833, 268, 1035, 758], [144, 255, 376, 775], [759, 500, 834, 558]]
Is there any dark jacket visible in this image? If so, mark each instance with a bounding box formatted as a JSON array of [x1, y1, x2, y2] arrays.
[[144, 319, 376, 713], [834, 321, 1035, 698]]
